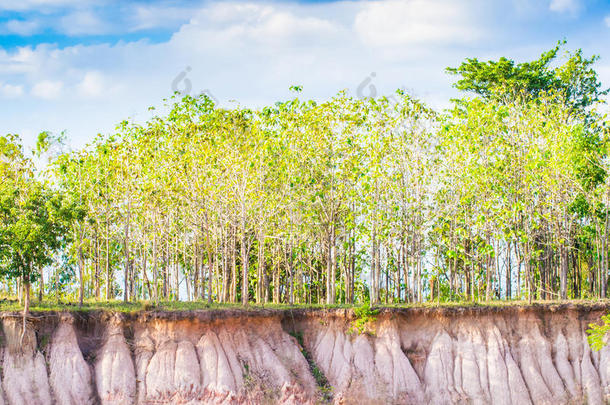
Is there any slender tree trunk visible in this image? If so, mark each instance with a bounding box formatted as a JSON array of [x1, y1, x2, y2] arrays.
[[273, 245, 280, 304], [153, 228, 158, 305], [506, 243, 512, 300], [193, 238, 199, 299], [123, 209, 130, 303], [94, 226, 100, 300], [414, 233, 420, 302], [23, 279, 30, 314], [288, 241, 294, 305], [22, 274, 30, 345], [231, 227, 237, 303], [330, 226, 336, 304], [164, 234, 169, 299], [257, 233, 264, 304], [203, 215, 213, 304], [560, 243, 568, 300], [17, 275, 22, 305], [174, 235, 179, 301], [602, 206, 609, 298], [326, 230, 332, 305], [350, 235, 355, 304], [371, 227, 378, 305], [241, 217, 249, 306], [105, 221, 111, 300], [78, 237, 84, 307], [221, 229, 228, 303], [142, 246, 151, 300], [38, 266, 43, 303], [200, 245, 208, 302]]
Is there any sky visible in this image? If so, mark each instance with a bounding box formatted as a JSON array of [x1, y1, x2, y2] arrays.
[[1, 0, 610, 149]]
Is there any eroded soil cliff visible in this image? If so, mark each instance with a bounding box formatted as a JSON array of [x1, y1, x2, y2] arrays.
[[0, 304, 608, 404]]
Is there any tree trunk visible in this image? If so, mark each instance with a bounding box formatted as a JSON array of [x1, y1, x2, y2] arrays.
[[163, 235, 169, 299], [23, 278, 30, 314], [193, 236, 199, 299], [94, 226, 100, 300], [506, 243, 512, 299], [203, 215, 213, 304], [371, 228, 378, 305], [350, 235, 355, 304], [78, 240, 84, 307], [22, 276, 30, 345], [560, 243, 568, 300], [256, 233, 264, 304], [142, 246, 151, 300], [105, 221, 111, 300], [221, 229, 228, 303], [330, 227, 336, 304], [123, 211, 130, 303], [231, 227, 237, 303], [288, 241, 294, 305], [602, 207, 609, 298], [38, 266, 43, 303], [153, 230, 158, 305], [241, 219, 249, 306]]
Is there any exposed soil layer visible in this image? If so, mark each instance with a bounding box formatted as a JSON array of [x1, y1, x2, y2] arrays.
[[1, 303, 609, 404]]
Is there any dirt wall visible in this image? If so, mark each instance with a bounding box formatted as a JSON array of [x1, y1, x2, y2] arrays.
[[0, 304, 608, 404]]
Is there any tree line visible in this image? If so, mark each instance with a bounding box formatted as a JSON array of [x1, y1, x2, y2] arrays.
[[1, 42, 610, 309]]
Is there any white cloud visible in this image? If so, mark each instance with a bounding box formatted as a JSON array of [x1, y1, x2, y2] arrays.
[[31, 80, 63, 99], [2, 0, 607, 152], [354, 0, 481, 47], [549, 0, 580, 14], [0, 0, 86, 11], [605, 15, 610, 27], [1, 2, 191, 37], [128, 4, 196, 32], [77, 71, 104, 97], [174, 3, 340, 48], [0, 1, 487, 149], [59, 10, 109, 36], [4, 19, 41, 36], [0, 83, 23, 98]]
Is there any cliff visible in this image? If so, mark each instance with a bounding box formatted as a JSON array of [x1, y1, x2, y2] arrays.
[[0, 303, 608, 404]]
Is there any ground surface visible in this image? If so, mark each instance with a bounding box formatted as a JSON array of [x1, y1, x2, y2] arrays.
[[2, 296, 609, 313]]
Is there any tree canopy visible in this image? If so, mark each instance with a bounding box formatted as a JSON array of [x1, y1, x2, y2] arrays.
[[1, 44, 610, 310], [446, 41, 608, 110]]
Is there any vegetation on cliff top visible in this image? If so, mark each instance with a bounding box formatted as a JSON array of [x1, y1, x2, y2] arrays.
[[0, 297, 605, 314], [1, 41, 610, 314]]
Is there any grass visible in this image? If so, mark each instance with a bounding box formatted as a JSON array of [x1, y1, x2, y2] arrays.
[[0, 297, 358, 313], [0, 295, 608, 313], [289, 331, 333, 401]]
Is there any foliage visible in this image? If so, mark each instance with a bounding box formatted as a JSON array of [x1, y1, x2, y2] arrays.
[[349, 302, 380, 335], [446, 41, 608, 110], [587, 314, 610, 351], [0, 134, 74, 311], [289, 330, 332, 399]]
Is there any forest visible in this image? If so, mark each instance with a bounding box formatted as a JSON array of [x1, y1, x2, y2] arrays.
[[2, 42, 610, 311]]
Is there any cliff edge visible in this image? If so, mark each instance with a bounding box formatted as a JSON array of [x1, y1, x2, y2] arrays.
[[0, 303, 608, 404]]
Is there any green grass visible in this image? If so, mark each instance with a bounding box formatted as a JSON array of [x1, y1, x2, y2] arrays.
[[0, 295, 608, 313], [289, 330, 333, 400], [0, 297, 358, 313]]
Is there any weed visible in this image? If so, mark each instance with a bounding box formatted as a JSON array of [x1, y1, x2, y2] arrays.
[[349, 302, 379, 336], [38, 333, 50, 352], [0, 294, 604, 314], [289, 330, 332, 402]]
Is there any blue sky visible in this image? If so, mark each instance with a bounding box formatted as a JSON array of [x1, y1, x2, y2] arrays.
[[1, 0, 610, 149]]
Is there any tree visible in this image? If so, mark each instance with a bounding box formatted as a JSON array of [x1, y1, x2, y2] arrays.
[[446, 41, 608, 111], [0, 134, 72, 319]]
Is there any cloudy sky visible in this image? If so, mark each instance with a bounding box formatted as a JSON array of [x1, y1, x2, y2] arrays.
[[1, 0, 609, 148]]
